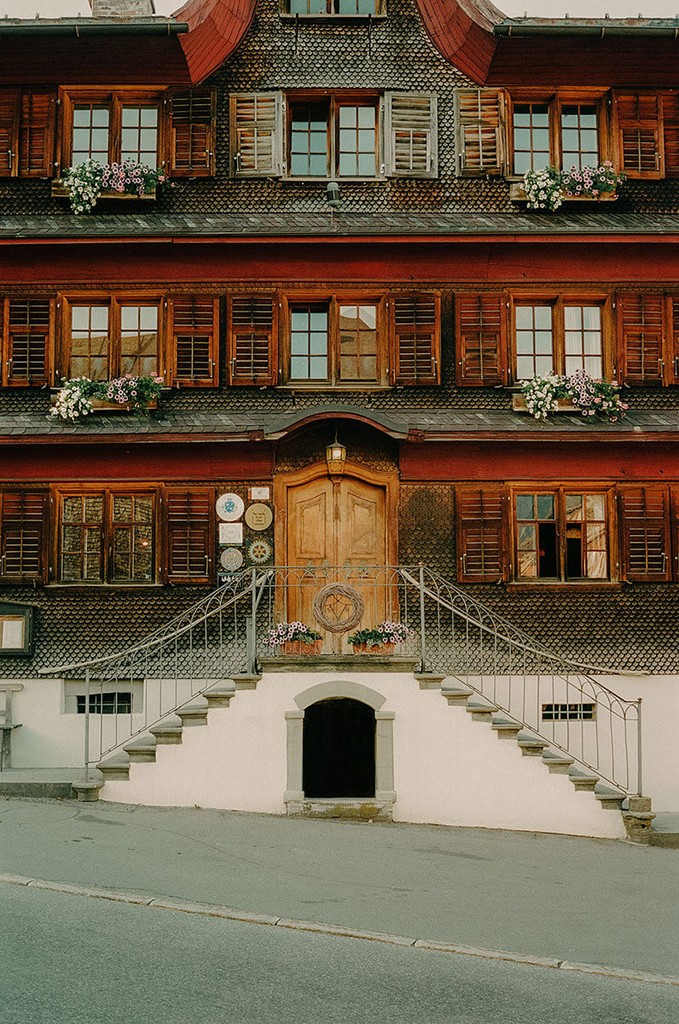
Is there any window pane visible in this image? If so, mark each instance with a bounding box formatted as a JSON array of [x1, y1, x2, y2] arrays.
[[289, 304, 328, 379], [120, 304, 159, 378], [290, 103, 328, 177], [339, 303, 378, 381], [337, 104, 376, 178], [516, 494, 535, 520], [561, 104, 599, 170], [536, 494, 555, 520], [111, 494, 154, 583], [514, 306, 553, 379], [121, 106, 159, 164], [69, 305, 110, 381], [72, 106, 110, 166], [60, 495, 104, 583], [564, 305, 602, 377], [513, 103, 550, 174]]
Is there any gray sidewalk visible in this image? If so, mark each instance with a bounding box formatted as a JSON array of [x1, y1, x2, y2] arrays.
[[0, 798, 677, 978]]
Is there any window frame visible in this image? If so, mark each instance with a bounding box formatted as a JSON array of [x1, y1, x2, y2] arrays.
[[285, 92, 381, 180], [54, 486, 160, 587], [59, 292, 165, 384], [281, 291, 388, 387], [507, 89, 609, 179], [57, 87, 165, 174], [279, 0, 385, 16], [510, 485, 617, 586], [509, 292, 613, 383]]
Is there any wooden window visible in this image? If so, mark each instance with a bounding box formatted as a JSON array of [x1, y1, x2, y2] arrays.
[[289, 100, 330, 177], [617, 292, 664, 386], [228, 295, 278, 386], [2, 297, 54, 387], [454, 89, 505, 176], [231, 93, 284, 177], [384, 92, 438, 178], [560, 103, 598, 170], [58, 490, 156, 585], [391, 293, 440, 386], [613, 92, 662, 178], [619, 487, 671, 581], [168, 296, 219, 387], [456, 293, 507, 386], [513, 489, 611, 583], [662, 93, 679, 177], [512, 296, 609, 382], [508, 92, 606, 176], [288, 96, 379, 179], [286, 0, 380, 13], [290, 303, 329, 380], [512, 102, 550, 175], [283, 295, 385, 385], [0, 491, 47, 582], [0, 87, 55, 178], [340, 303, 379, 381], [165, 488, 213, 584], [167, 88, 216, 177], [457, 487, 507, 582], [61, 296, 163, 382], [60, 89, 164, 171]]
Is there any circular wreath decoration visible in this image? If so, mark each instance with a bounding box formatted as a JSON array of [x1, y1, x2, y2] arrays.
[[312, 583, 365, 634]]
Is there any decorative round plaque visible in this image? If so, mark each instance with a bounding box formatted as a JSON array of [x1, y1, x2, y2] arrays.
[[244, 503, 273, 531], [220, 547, 244, 571], [215, 493, 244, 522], [247, 538, 272, 565], [312, 583, 365, 634]]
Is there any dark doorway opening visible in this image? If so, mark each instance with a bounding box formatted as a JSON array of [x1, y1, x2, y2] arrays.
[[303, 698, 376, 798]]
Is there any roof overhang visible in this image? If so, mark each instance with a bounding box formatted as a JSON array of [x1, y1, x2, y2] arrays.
[[496, 18, 679, 39], [0, 17, 187, 36]]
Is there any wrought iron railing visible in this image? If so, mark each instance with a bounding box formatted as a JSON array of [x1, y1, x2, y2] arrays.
[[39, 565, 642, 798]]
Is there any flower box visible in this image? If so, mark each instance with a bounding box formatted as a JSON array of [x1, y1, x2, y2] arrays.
[[509, 183, 618, 204], [512, 395, 578, 414], [51, 180, 156, 202], [50, 392, 158, 414], [350, 642, 395, 656], [282, 639, 324, 656]]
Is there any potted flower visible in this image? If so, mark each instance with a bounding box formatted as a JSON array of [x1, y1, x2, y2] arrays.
[[347, 621, 413, 655], [50, 374, 165, 421], [56, 159, 170, 214], [262, 622, 324, 656], [516, 370, 629, 422], [518, 163, 625, 212]]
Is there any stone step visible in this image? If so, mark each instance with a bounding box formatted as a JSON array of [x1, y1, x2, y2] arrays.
[[491, 717, 523, 738], [123, 736, 157, 763], [516, 733, 550, 756], [149, 717, 183, 744], [541, 751, 575, 774], [568, 768, 601, 791], [97, 753, 131, 781], [441, 686, 475, 705], [176, 702, 209, 727], [594, 786, 626, 810], [204, 685, 236, 708], [467, 701, 499, 720]]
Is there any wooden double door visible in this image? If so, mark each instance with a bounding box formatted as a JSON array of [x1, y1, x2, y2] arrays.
[[277, 467, 396, 649]]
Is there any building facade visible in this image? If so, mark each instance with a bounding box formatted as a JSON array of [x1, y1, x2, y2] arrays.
[[0, 0, 678, 837]]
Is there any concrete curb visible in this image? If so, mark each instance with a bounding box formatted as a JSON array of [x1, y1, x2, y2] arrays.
[[1, 872, 678, 988]]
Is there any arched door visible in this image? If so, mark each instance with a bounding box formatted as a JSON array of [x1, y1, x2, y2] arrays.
[[303, 698, 376, 798]]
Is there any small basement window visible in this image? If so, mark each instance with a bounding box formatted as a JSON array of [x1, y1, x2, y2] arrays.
[[542, 703, 595, 721], [76, 692, 132, 715], [63, 679, 143, 715]]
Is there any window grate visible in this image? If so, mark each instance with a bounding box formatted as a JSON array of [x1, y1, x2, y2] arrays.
[[542, 703, 595, 721]]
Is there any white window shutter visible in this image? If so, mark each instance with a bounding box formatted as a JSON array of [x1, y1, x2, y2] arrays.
[[384, 92, 437, 179], [231, 92, 283, 177]]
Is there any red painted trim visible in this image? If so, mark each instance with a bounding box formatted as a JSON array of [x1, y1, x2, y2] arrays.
[[401, 441, 679, 481], [0, 443, 273, 481]]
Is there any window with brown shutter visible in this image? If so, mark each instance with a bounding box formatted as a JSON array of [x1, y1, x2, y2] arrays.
[[391, 294, 440, 386], [168, 296, 219, 387], [2, 297, 53, 387], [167, 88, 216, 177], [228, 295, 278, 386], [0, 491, 47, 582], [619, 487, 671, 581], [231, 93, 283, 177], [613, 92, 663, 178], [662, 93, 679, 178], [457, 487, 507, 583], [617, 292, 664, 385], [667, 295, 679, 385], [384, 92, 438, 178], [165, 488, 213, 584], [19, 89, 56, 178], [456, 293, 507, 386], [455, 89, 505, 176], [0, 89, 20, 177]]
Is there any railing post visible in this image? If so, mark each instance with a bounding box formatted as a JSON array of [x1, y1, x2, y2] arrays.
[[246, 566, 258, 675], [418, 564, 427, 673], [84, 667, 91, 782], [637, 697, 643, 796]]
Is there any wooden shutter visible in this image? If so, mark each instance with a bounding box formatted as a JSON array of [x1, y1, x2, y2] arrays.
[[454, 89, 505, 176], [165, 489, 213, 584], [662, 93, 679, 178], [228, 295, 278, 386], [391, 293, 440, 385], [614, 92, 663, 178], [0, 491, 47, 581], [384, 92, 438, 178], [617, 292, 664, 386], [456, 293, 507, 386], [668, 295, 679, 384], [2, 297, 53, 387], [457, 487, 507, 582], [619, 487, 671, 581], [19, 89, 56, 178], [231, 93, 283, 177], [168, 296, 219, 387], [0, 88, 20, 177], [167, 88, 216, 177]]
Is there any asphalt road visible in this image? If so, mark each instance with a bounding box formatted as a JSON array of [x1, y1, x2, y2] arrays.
[[1, 884, 677, 1024]]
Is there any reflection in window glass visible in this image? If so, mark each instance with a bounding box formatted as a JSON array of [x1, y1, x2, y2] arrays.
[[515, 492, 558, 579], [513, 103, 550, 175], [564, 305, 602, 378], [339, 304, 378, 380], [290, 305, 328, 379], [112, 494, 154, 582], [338, 105, 376, 177], [61, 495, 104, 583], [561, 105, 598, 170], [72, 106, 110, 166], [121, 106, 159, 165], [515, 305, 553, 380], [120, 305, 159, 377], [70, 305, 110, 381]]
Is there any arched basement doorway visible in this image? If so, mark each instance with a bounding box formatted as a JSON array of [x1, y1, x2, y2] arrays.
[[303, 698, 376, 798]]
